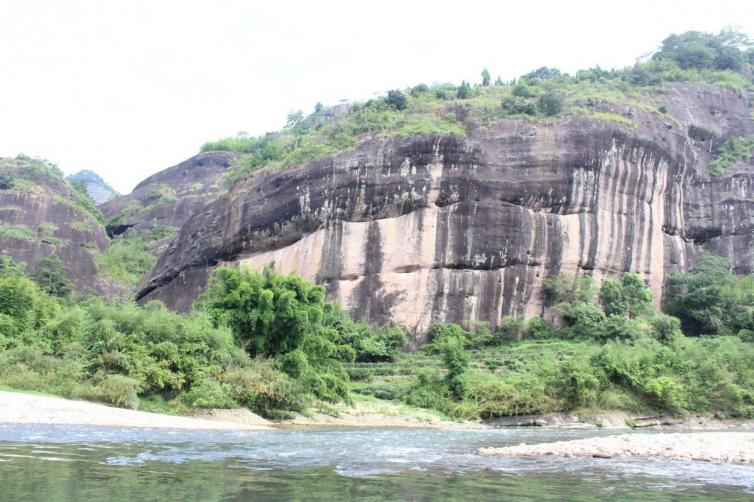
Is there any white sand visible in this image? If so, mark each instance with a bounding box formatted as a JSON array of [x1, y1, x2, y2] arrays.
[[0, 391, 270, 430], [480, 432, 754, 463]]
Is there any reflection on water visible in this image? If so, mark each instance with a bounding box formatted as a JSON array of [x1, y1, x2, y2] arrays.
[[0, 425, 752, 501]]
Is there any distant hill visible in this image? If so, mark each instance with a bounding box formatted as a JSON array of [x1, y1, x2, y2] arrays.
[[66, 170, 117, 204]]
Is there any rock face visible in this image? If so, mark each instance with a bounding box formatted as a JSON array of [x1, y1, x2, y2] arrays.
[[0, 159, 109, 289], [101, 152, 234, 247], [66, 170, 117, 204], [138, 84, 754, 338]]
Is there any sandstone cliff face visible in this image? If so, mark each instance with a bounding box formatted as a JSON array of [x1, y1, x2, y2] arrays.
[[138, 84, 754, 337], [0, 159, 109, 289], [101, 152, 234, 250]]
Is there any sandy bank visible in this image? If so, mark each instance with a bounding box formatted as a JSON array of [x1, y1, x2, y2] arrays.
[[480, 432, 754, 463], [278, 397, 484, 429], [0, 391, 270, 430]]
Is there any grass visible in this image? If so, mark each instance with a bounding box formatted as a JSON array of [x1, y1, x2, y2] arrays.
[[570, 108, 636, 127], [0, 224, 36, 242], [95, 236, 155, 286]]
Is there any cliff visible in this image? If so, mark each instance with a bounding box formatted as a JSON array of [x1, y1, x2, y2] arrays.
[[101, 151, 234, 253], [136, 83, 754, 336], [0, 158, 109, 289]]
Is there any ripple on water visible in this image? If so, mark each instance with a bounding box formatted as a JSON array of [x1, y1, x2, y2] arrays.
[[0, 424, 752, 498]]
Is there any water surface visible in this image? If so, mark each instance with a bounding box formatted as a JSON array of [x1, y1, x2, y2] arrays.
[[1, 424, 752, 501]]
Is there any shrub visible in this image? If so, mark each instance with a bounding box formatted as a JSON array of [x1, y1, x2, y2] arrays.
[[537, 89, 564, 116], [96, 236, 155, 286], [502, 96, 536, 115], [707, 135, 754, 176], [32, 255, 73, 298], [385, 90, 408, 110], [410, 84, 429, 97], [456, 81, 471, 99], [223, 364, 306, 418], [96, 374, 140, 409], [182, 379, 235, 409], [439, 333, 468, 400], [511, 82, 534, 97]]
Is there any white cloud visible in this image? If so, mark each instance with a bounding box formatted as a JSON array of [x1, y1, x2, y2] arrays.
[[0, 0, 752, 192]]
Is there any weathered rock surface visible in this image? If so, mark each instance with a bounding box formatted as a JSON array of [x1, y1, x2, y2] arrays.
[[138, 84, 754, 337], [0, 159, 109, 289], [101, 152, 234, 252], [66, 169, 117, 204]]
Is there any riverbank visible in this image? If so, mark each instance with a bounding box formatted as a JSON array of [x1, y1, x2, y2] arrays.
[[0, 391, 270, 430], [277, 395, 484, 428], [480, 432, 754, 463]]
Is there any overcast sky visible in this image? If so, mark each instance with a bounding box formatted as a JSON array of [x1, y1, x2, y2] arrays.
[[1, 1, 753, 193]]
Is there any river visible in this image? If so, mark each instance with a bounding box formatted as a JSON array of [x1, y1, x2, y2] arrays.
[[1, 424, 752, 501]]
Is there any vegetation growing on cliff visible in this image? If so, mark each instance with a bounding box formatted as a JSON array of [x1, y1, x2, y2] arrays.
[[708, 135, 754, 175], [352, 261, 754, 420], [201, 29, 753, 186]]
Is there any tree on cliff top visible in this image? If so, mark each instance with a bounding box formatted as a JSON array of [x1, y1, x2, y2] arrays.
[[653, 29, 753, 71]]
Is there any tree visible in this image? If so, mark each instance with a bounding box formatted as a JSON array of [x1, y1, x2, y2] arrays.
[[410, 84, 429, 97], [481, 68, 491, 86], [537, 89, 563, 116], [511, 82, 534, 97], [621, 273, 652, 319], [664, 255, 749, 336], [314, 102, 324, 113], [285, 110, 305, 132], [32, 255, 73, 298], [494, 76, 503, 86], [440, 333, 468, 400], [200, 267, 354, 402], [457, 81, 471, 99], [599, 278, 626, 316], [654, 29, 752, 71], [386, 89, 407, 110]]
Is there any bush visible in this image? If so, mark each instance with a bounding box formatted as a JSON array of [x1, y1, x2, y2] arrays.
[[32, 255, 73, 298], [501, 96, 537, 115], [456, 81, 471, 99], [537, 89, 564, 116], [182, 379, 235, 409], [511, 82, 534, 97], [385, 90, 407, 110], [410, 84, 429, 97], [96, 374, 140, 409], [707, 135, 754, 176], [221, 363, 306, 418]]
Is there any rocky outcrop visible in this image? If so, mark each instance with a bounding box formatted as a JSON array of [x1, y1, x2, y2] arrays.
[[0, 159, 109, 289], [137, 84, 754, 337], [101, 152, 234, 252], [66, 170, 117, 204]]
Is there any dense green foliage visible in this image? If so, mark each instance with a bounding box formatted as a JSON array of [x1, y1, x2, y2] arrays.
[[201, 267, 407, 404], [665, 255, 754, 337], [653, 29, 753, 72], [32, 255, 73, 298], [708, 135, 754, 175], [95, 236, 156, 286], [350, 264, 754, 420]]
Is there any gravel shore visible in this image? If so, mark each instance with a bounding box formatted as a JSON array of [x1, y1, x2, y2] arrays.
[[0, 391, 270, 430], [480, 432, 754, 463]]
